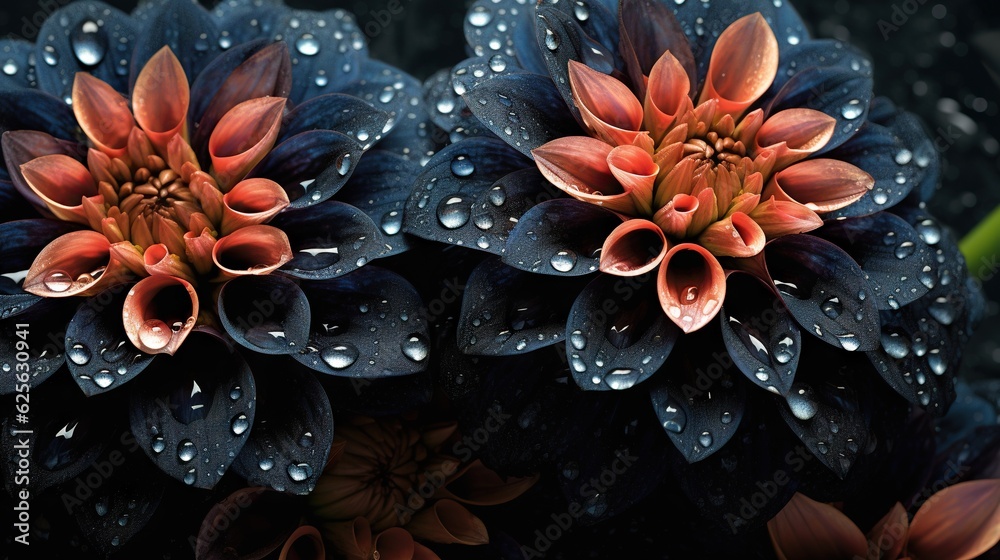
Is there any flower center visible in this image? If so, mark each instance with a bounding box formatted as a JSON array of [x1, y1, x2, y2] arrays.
[[682, 130, 747, 168], [110, 157, 200, 250]]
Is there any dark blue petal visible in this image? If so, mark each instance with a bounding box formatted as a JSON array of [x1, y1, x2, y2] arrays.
[[294, 267, 430, 378], [0, 40, 39, 90], [720, 272, 801, 396], [0, 87, 79, 140], [276, 9, 368, 104], [231, 361, 332, 494], [128, 0, 220, 89], [403, 136, 532, 247], [250, 130, 363, 209], [458, 257, 587, 355], [462, 71, 581, 158], [650, 326, 746, 463], [270, 200, 384, 279], [338, 59, 420, 129], [279, 93, 391, 146], [470, 168, 563, 256], [65, 284, 155, 396], [877, 105, 941, 205], [34, 1, 138, 99], [463, 0, 531, 67], [425, 66, 495, 140], [544, 0, 621, 61], [205, 0, 285, 48], [567, 272, 679, 391], [335, 150, 421, 257], [0, 299, 74, 394], [374, 100, 445, 165], [128, 332, 255, 489], [816, 212, 937, 311], [73, 457, 164, 555], [219, 275, 311, 355], [765, 234, 881, 352], [767, 39, 873, 108], [776, 337, 873, 479], [503, 198, 619, 276], [324, 367, 434, 415], [0, 219, 80, 317], [619, 0, 695, 93], [534, 7, 616, 118]]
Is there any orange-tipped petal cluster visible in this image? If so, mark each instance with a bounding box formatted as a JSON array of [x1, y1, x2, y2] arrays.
[[530, 12, 874, 333], [17, 46, 294, 355]]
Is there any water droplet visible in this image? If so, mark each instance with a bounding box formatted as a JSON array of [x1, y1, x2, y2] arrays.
[[895, 241, 916, 259], [229, 386, 242, 401], [895, 149, 913, 165], [488, 185, 506, 206], [381, 210, 402, 235], [183, 469, 197, 485], [721, 411, 733, 424], [550, 250, 577, 273], [473, 213, 494, 230], [841, 100, 863, 119], [683, 286, 699, 302], [151, 436, 165, 454], [569, 330, 587, 351], [881, 331, 910, 359], [259, 458, 274, 471], [231, 414, 249, 435], [71, 20, 106, 67], [177, 440, 197, 463], [698, 431, 713, 448], [93, 370, 114, 388], [299, 432, 314, 447], [837, 334, 860, 351], [660, 401, 686, 433], [450, 155, 475, 177], [287, 462, 312, 482], [437, 196, 470, 229], [138, 319, 171, 350], [820, 297, 842, 319], [68, 343, 91, 365], [755, 369, 769, 382], [916, 219, 941, 245], [42, 45, 59, 66], [573, 1, 590, 21], [436, 98, 455, 114], [2, 60, 16, 75], [562, 461, 580, 480], [321, 344, 359, 370], [787, 384, 818, 420], [43, 270, 73, 292], [489, 54, 507, 72], [336, 152, 352, 176], [401, 333, 429, 362], [873, 191, 889, 205], [95, 499, 108, 517], [544, 28, 560, 51], [468, 6, 492, 27], [295, 34, 320, 56]]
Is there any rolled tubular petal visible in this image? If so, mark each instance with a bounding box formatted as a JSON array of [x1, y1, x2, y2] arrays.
[[133, 46, 190, 154], [122, 274, 198, 355], [23, 230, 127, 298], [373, 528, 418, 560], [755, 108, 837, 170], [405, 500, 489, 545], [607, 145, 658, 215], [568, 60, 645, 147], [645, 51, 693, 142], [109, 240, 146, 276], [212, 224, 293, 277], [865, 502, 908, 560], [188, 171, 224, 224], [698, 212, 766, 258], [72, 73, 135, 158], [749, 197, 824, 238], [653, 193, 698, 238], [532, 137, 636, 214], [278, 525, 325, 560], [767, 493, 868, 560], [19, 154, 100, 224], [656, 243, 726, 333], [766, 159, 874, 213], [142, 243, 195, 282], [209, 96, 287, 190], [324, 518, 372, 560], [221, 178, 290, 235], [700, 13, 779, 117], [908, 480, 1000, 560], [437, 460, 538, 506], [600, 220, 668, 276]]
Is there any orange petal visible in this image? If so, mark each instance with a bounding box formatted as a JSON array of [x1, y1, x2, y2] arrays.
[[700, 13, 779, 117], [698, 212, 766, 258], [322, 518, 372, 560], [865, 502, 908, 560], [749, 196, 824, 238], [189, 171, 224, 225], [122, 274, 198, 355], [212, 224, 293, 277], [373, 527, 416, 560], [766, 159, 874, 213], [221, 178, 290, 235], [19, 154, 100, 224], [653, 193, 698, 238], [184, 228, 218, 276], [278, 525, 325, 560], [600, 219, 668, 276], [167, 134, 200, 176], [607, 145, 658, 215], [532, 136, 636, 214], [653, 156, 697, 208], [142, 243, 195, 282], [908, 480, 1000, 560], [656, 243, 726, 333], [405, 499, 489, 545], [72, 73, 135, 158], [23, 230, 128, 298], [209, 96, 286, 190], [108, 240, 147, 276], [133, 46, 190, 154], [755, 108, 837, 170], [439, 459, 539, 506], [727, 192, 761, 216], [767, 493, 868, 560], [688, 187, 719, 237], [645, 50, 693, 143], [568, 60, 645, 147]]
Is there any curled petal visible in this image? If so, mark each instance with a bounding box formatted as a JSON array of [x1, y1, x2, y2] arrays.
[[766, 159, 874, 213], [767, 493, 868, 560], [865, 502, 908, 560], [278, 526, 325, 560], [600, 220, 668, 276], [109, 240, 146, 276], [688, 187, 719, 237], [749, 197, 824, 238], [532, 137, 636, 214], [607, 145, 658, 215], [373, 528, 418, 560], [133, 46, 190, 154], [209, 97, 286, 190], [122, 274, 198, 355], [908, 480, 1000, 560], [656, 243, 726, 333], [645, 51, 693, 142], [221, 178, 290, 235], [653, 193, 698, 238], [212, 224, 293, 277], [700, 13, 779, 117], [698, 212, 766, 258], [653, 156, 696, 207], [19, 154, 99, 224], [405, 499, 489, 545], [323, 518, 372, 560], [439, 460, 539, 506], [142, 243, 195, 282], [23, 231, 127, 298], [568, 60, 645, 147], [167, 134, 200, 177], [189, 171, 224, 224], [72, 73, 135, 158], [755, 108, 837, 170]]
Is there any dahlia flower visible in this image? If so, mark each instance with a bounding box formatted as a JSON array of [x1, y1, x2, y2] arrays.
[[0, 0, 432, 552], [408, 0, 981, 530]]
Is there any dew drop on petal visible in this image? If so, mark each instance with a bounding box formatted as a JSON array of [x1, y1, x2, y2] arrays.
[[295, 34, 320, 56], [437, 196, 470, 229], [841, 100, 863, 119], [287, 462, 312, 482], [401, 333, 429, 362], [138, 319, 171, 350], [43, 270, 73, 292], [68, 343, 92, 365], [177, 440, 197, 463], [321, 343, 359, 370], [231, 414, 249, 435], [787, 384, 818, 421], [468, 6, 492, 27], [450, 155, 475, 177], [550, 250, 577, 273], [71, 20, 106, 67]]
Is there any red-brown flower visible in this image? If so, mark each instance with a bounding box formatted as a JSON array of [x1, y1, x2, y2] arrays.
[[532, 13, 874, 334], [10, 46, 292, 355]]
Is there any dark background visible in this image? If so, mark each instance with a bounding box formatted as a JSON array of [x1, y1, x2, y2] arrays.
[[1, 0, 998, 378]]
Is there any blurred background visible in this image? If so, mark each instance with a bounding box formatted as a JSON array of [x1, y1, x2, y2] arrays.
[[1, 0, 998, 379]]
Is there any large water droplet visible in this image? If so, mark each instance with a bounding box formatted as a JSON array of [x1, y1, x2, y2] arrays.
[[177, 440, 197, 463], [287, 462, 312, 482], [450, 155, 475, 177], [138, 319, 171, 350], [437, 196, 470, 229], [43, 270, 73, 292], [71, 21, 106, 67], [787, 384, 818, 421], [895, 241, 916, 259], [42, 45, 59, 66], [468, 6, 492, 27], [259, 458, 275, 471], [881, 331, 910, 359], [321, 344, 359, 370], [151, 436, 165, 454], [544, 28, 560, 51], [573, 1, 590, 21], [295, 34, 320, 56], [93, 370, 114, 388], [401, 333, 429, 362], [660, 401, 686, 433], [550, 250, 577, 273], [381, 210, 402, 235], [68, 343, 92, 366], [698, 431, 713, 448], [231, 414, 249, 435], [820, 297, 842, 319], [436, 98, 455, 114], [569, 330, 587, 351], [841, 100, 863, 119]]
